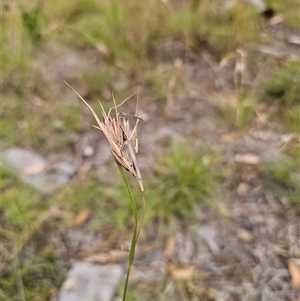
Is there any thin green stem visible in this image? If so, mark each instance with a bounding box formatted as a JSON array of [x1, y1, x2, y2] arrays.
[[116, 162, 145, 301]]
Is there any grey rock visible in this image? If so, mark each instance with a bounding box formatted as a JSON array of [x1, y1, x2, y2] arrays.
[[3, 147, 78, 193], [58, 262, 123, 301]]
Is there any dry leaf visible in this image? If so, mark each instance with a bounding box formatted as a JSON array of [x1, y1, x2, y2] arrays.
[[268, 14, 283, 25], [238, 228, 254, 242], [288, 259, 300, 289], [73, 210, 90, 226], [168, 263, 195, 280], [62, 276, 78, 290], [219, 51, 235, 68], [85, 253, 110, 264], [237, 182, 249, 197], [164, 236, 176, 259], [21, 163, 46, 175], [85, 250, 127, 264], [220, 133, 238, 143], [96, 43, 110, 55], [234, 153, 260, 165]]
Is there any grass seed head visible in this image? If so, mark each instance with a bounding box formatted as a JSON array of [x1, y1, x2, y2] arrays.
[[64, 81, 144, 192]]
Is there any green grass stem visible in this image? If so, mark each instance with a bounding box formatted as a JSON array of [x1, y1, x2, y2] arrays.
[[116, 162, 145, 301]]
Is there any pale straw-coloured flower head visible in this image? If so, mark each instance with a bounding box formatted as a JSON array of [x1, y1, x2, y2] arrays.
[[64, 81, 144, 193]]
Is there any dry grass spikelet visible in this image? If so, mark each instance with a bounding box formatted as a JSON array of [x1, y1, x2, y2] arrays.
[[64, 81, 144, 193]]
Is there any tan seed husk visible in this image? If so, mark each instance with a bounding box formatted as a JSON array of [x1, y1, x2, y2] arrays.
[[64, 81, 144, 192]]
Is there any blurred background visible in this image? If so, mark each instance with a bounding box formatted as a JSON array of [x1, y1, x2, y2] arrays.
[[2, 0, 300, 300]]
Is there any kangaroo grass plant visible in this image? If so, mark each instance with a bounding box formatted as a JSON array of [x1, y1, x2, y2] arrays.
[[64, 81, 146, 301]]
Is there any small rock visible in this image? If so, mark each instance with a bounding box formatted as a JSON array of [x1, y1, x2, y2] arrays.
[[3, 147, 46, 173], [83, 145, 95, 157], [58, 262, 123, 301], [3, 147, 78, 193], [288, 35, 300, 46]]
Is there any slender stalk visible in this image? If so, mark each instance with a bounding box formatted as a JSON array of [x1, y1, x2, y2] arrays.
[[65, 81, 146, 299], [116, 162, 145, 301]]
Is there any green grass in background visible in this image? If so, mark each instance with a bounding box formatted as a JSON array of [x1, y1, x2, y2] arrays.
[[144, 144, 217, 224], [263, 143, 300, 206], [1, 168, 61, 301], [94, 143, 217, 228], [265, 0, 300, 27], [262, 62, 300, 133], [3, 0, 299, 150], [264, 62, 300, 105]]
